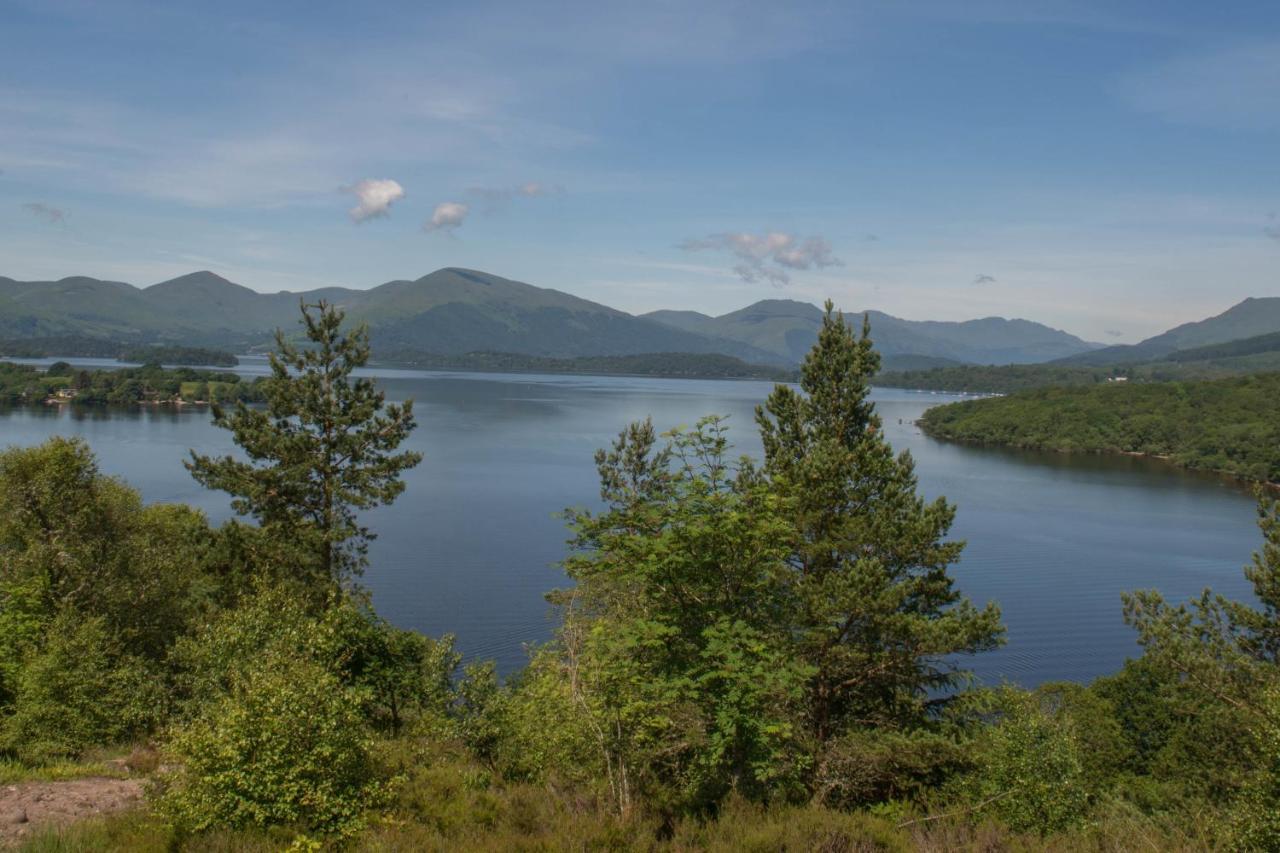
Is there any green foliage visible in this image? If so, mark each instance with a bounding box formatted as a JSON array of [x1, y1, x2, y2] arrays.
[[0, 438, 216, 662], [187, 301, 421, 589], [169, 585, 459, 738], [554, 416, 811, 814], [756, 302, 1003, 742], [1226, 683, 1280, 850], [812, 727, 969, 809], [959, 688, 1090, 835], [157, 650, 384, 836], [118, 345, 238, 366], [921, 373, 1280, 482], [2, 613, 163, 763], [0, 359, 263, 406]]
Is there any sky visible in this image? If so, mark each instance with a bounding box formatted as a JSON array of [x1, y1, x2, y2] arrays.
[[1, 0, 1278, 343]]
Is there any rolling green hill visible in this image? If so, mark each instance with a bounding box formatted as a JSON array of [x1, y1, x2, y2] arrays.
[[643, 299, 1099, 364]]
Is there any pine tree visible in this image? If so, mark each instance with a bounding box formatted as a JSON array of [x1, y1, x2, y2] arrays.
[[755, 301, 1003, 743], [187, 301, 421, 590]]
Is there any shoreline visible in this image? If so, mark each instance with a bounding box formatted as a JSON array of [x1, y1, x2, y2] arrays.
[[917, 421, 1279, 491]]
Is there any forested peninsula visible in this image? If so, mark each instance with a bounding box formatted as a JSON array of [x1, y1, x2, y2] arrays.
[[920, 372, 1280, 483], [0, 360, 264, 407]]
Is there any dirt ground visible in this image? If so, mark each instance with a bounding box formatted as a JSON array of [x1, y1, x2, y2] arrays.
[[0, 777, 143, 847]]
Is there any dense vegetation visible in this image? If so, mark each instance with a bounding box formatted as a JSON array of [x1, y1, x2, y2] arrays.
[[920, 372, 1280, 483], [0, 336, 238, 366], [2, 302, 1279, 850], [0, 361, 264, 407], [385, 349, 797, 381], [118, 345, 239, 367], [878, 346, 1280, 394]]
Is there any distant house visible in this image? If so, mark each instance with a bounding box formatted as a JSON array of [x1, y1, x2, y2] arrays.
[[53, 388, 78, 399], [1107, 376, 1129, 383]]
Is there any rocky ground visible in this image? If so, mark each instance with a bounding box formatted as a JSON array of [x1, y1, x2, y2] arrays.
[[0, 777, 143, 847]]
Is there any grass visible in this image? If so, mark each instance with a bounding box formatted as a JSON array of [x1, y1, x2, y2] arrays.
[[0, 755, 129, 785], [11, 737, 1226, 852]]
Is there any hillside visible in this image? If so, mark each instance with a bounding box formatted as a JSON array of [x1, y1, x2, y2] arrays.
[[0, 268, 1106, 367], [0, 268, 785, 363], [879, 326, 1280, 393], [349, 269, 782, 361], [1057, 297, 1280, 366], [643, 299, 1099, 364]]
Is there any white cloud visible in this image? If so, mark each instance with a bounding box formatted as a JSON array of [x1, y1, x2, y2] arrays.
[[21, 201, 67, 223], [343, 178, 405, 222], [424, 201, 470, 232], [680, 231, 842, 285]]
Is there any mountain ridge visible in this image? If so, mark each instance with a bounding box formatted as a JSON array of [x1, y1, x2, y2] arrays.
[[1054, 297, 1280, 366], [0, 267, 1104, 365]]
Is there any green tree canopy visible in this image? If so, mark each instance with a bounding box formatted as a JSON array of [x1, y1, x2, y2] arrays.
[[755, 301, 1003, 742], [187, 301, 421, 592]]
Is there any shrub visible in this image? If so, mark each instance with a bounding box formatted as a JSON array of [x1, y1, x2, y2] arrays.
[[2, 612, 162, 763], [813, 727, 969, 809], [169, 585, 459, 731], [959, 688, 1090, 835], [157, 651, 384, 836]]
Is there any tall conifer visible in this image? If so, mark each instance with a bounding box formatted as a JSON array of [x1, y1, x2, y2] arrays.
[[756, 301, 1003, 742], [188, 301, 421, 589]]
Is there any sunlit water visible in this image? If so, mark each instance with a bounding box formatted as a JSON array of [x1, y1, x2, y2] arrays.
[[0, 357, 1259, 687]]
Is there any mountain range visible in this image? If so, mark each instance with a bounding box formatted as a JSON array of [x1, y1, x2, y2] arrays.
[[1054, 297, 1280, 366], [0, 267, 1136, 367]]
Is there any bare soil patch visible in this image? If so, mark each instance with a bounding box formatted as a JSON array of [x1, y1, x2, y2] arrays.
[[0, 777, 143, 847]]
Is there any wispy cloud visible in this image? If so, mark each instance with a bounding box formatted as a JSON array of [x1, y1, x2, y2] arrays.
[[424, 201, 470, 233], [679, 231, 842, 285], [1266, 212, 1280, 242], [342, 179, 405, 222], [1117, 39, 1280, 129], [1104, 330, 1125, 338], [21, 201, 66, 223], [468, 181, 562, 210], [972, 273, 996, 285]]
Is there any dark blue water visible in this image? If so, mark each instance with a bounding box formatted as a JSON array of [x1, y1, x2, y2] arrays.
[[0, 360, 1260, 687]]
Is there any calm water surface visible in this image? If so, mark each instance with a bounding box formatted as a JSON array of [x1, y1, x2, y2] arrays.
[[0, 358, 1260, 686]]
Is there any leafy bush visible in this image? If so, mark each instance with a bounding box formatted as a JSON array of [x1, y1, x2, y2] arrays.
[[169, 585, 458, 730], [157, 651, 384, 836], [959, 688, 1090, 835], [813, 727, 969, 809], [2, 612, 163, 763]]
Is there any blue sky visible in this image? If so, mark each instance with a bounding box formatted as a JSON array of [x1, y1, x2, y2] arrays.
[[1, 0, 1277, 342]]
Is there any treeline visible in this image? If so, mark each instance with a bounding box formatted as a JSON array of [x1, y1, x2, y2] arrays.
[[0, 361, 264, 406], [4, 303, 1280, 850], [877, 363, 1126, 394], [385, 349, 798, 381], [878, 338, 1280, 394], [920, 372, 1280, 483], [0, 336, 238, 366]]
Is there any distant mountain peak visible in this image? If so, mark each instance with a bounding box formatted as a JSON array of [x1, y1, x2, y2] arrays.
[[146, 270, 254, 296]]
